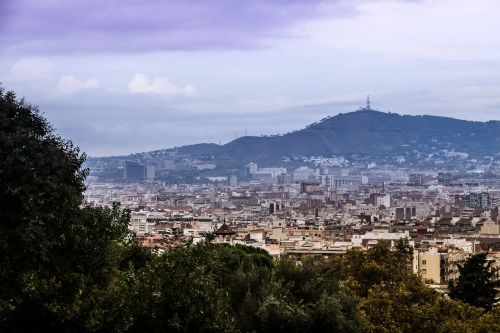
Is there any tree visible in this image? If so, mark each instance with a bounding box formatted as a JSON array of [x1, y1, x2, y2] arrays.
[[256, 294, 310, 333], [449, 252, 497, 310], [0, 88, 131, 331], [361, 282, 499, 333], [342, 239, 414, 297], [143, 245, 237, 333]]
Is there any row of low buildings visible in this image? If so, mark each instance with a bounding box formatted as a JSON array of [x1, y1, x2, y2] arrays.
[[86, 175, 500, 292]]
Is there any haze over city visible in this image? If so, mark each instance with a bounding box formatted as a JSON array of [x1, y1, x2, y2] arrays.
[[2, 0, 500, 156]]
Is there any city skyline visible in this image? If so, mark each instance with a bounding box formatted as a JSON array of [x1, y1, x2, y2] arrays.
[[2, 0, 500, 155]]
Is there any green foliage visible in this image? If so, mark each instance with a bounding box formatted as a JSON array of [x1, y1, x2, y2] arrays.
[[0, 89, 129, 331], [342, 239, 414, 297], [144, 245, 237, 333], [259, 256, 365, 333], [449, 252, 498, 310], [356, 242, 499, 333], [256, 294, 310, 333], [362, 286, 500, 333]]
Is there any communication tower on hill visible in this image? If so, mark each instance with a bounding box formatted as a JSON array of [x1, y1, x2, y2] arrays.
[[359, 95, 376, 111]]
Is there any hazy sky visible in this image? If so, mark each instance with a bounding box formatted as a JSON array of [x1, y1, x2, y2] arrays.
[[1, 0, 500, 156]]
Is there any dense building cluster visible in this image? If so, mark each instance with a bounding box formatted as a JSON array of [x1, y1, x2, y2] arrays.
[[86, 165, 500, 292]]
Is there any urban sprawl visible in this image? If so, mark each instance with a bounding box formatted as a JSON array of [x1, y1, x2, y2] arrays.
[[86, 162, 500, 294]]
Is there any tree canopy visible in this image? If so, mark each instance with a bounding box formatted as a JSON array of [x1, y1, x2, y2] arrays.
[[449, 252, 498, 310], [0, 88, 131, 331]]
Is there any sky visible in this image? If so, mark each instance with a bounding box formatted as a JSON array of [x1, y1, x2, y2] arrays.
[[1, 0, 500, 156]]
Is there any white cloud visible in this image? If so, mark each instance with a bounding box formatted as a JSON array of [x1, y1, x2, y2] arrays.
[[56, 75, 100, 94], [300, 0, 500, 61], [128, 73, 197, 96], [10, 57, 54, 80]]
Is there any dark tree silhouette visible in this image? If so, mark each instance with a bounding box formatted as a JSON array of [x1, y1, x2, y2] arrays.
[[449, 252, 497, 310], [0, 88, 131, 332]]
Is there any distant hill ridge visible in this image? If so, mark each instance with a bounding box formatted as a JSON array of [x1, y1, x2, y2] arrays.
[[93, 108, 500, 166], [216, 109, 500, 163]]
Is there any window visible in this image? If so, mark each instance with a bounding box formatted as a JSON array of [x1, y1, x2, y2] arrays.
[[422, 260, 426, 265]]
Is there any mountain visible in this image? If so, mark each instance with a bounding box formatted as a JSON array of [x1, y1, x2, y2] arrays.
[[216, 109, 500, 165], [88, 108, 500, 173]]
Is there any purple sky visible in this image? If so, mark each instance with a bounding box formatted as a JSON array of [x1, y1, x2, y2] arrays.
[[1, 0, 347, 53], [1, 0, 500, 156]]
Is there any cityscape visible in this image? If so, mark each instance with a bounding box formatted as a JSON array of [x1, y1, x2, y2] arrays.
[[2, 0, 500, 332], [85, 101, 500, 291]]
